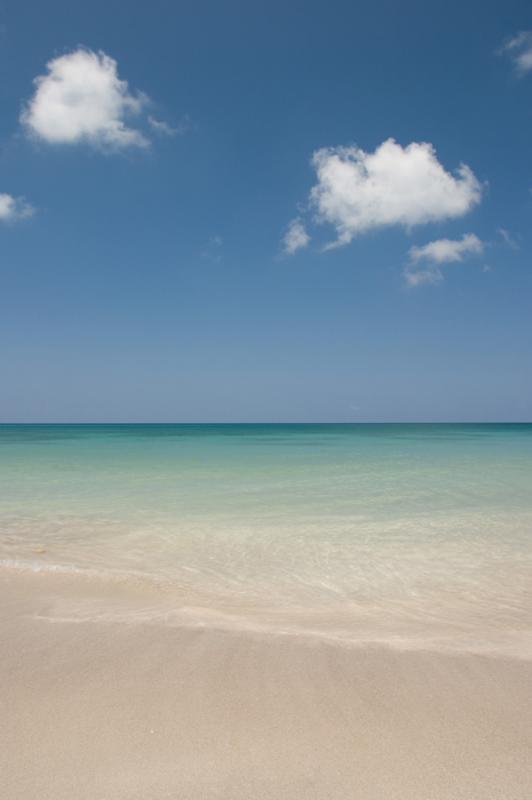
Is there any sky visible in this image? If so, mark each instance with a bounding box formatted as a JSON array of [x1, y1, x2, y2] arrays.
[[0, 0, 531, 422]]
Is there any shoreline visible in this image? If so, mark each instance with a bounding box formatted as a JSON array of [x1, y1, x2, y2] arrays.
[[2, 571, 532, 799], [2, 563, 532, 660]]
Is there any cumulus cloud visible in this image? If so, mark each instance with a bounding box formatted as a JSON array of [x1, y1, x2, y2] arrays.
[[500, 31, 532, 74], [404, 233, 483, 287], [21, 48, 150, 149], [307, 138, 482, 247], [283, 218, 310, 254], [0, 193, 34, 222]]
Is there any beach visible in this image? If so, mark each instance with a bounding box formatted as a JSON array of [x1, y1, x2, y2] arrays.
[[2, 569, 532, 799], [4, 0, 532, 794], [1, 424, 532, 797]]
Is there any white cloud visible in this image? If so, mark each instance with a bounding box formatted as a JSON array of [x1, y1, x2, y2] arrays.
[[500, 31, 532, 74], [404, 264, 443, 287], [148, 115, 191, 137], [497, 227, 520, 250], [21, 48, 149, 150], [0, 193, 34, 222], [308, 138, 482, 247], [283, 218, 310, 254], [148, 116, 177, 136], [408, 233, 483, 264], [201, 235, 223, 262], [404, 233, 483, 287], [148, 116, 172, 135]]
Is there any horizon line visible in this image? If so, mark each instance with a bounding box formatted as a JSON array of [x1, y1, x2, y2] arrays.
[[1, 421, 531, 426]]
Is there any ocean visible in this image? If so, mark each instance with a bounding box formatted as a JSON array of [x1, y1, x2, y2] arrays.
[[1, 423, 531, 655]]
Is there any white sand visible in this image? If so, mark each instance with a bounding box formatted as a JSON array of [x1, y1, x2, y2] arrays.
[[2, 571, 532, 799]]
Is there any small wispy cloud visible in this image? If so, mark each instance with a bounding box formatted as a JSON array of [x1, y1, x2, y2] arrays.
[[404, 233, 483, 287], [497, 227, 520, 250], [201, 235, 223, 262], [408, 233, 484, 265], [148, 114, 192, 137], [403, 264, 443, 287], [148, 116, 176, 136], [0, 193, 34, 222], [282, 218, 310, 255], [500, 31, 532, 74]]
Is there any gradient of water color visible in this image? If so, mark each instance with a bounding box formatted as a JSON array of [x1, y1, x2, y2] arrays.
[[1, 424, 531, 654]]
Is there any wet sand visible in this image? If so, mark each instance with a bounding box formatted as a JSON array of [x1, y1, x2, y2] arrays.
[[2, 571, 532, 800]]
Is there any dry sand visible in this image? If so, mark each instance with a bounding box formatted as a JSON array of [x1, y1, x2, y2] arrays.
[[1, 571, 532, 800]]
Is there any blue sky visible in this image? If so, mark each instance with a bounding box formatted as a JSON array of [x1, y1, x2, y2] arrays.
[[0, 0, 531, 422]]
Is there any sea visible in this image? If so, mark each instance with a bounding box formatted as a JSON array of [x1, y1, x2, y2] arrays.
[[1, 423, 531, 655]]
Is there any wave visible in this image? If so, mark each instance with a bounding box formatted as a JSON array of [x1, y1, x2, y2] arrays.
[[2, 557, 532, 661]]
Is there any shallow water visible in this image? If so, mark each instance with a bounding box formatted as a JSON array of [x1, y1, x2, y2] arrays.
[[1, 423, 531, 654]]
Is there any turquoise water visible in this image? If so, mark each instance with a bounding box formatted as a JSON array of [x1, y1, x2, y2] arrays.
[[1, 424, 532, 654]]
